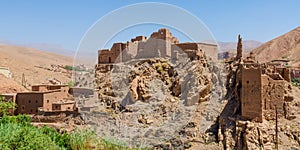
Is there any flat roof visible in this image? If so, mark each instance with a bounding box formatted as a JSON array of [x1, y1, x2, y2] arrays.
[[17, 89, 62, 94], [0, 93, 17, 96], [175, 42, 217, 46], [70, 87, 94, 90]]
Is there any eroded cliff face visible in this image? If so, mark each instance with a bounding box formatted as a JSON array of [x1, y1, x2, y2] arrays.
[[80, 52, 300, 149], [83, 57, 227, 149]]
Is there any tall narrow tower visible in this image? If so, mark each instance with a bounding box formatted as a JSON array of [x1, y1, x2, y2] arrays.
[[236, 34, 243, 60]]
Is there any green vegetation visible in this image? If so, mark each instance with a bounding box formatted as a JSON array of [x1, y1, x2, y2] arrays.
[[292, 78, 300, 86], [64, 65, 85, 72], [68, 81, 75, 88], [0, 96, 16, 116], [161, 62, 169, 69], [155, 64, 164, 74], [0, 115, 144, 150], [0, 97, 148, 150]]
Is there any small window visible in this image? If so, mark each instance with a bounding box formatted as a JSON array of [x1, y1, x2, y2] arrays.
[[22, 106, 25, 110], [47, 100, 49, 103], [29, 100, 31, 103], [55, 106, 58, 109], [36, 100, 38, 103], [246, 80, 249, 84], [67, 107, 71, 110]]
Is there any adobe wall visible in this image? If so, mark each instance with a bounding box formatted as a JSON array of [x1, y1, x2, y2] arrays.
[[69, 87, 94, 98], [197, 43, 218, 61], [241, 64, 263, 122], [150, 28, 179, 44], [52, 103, 74, 111], [175, 43, 198, 50], [131, 36, 147, 42], [32, 85, 48, 92], [16, 93, 44, 114], [43, 90, 65, 111], [291, 69, 300, 78], [122, 42, 139, 61], [261, 75, 286, 120], [136, 38, 172, 58], [275, 67, 291, 82]]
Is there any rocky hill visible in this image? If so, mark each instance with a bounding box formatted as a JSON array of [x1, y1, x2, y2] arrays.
[[79, 56, 227, 149], [0, 44, 73, 88], [252, 26, 300, 66]]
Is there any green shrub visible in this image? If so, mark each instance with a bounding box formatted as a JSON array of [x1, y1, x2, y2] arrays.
[[161, 62, 168, 69], [70, 128, 100, 150], [64, 65, 85, 72], [0, 115, 146, 150], [292, 78, 300, 86], [68, 81, 74, 88], [101, 137, 128, 150], [0, 115, 31, 125], [0, 123, 60, 150], [0, 96, 17, 116], [155, 64, 164, 74]]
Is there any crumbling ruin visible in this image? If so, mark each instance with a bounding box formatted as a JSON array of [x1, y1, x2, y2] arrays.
[[217, 35, 300, 149], [98, 28, 217, 64], [231, 35, 295, 122]]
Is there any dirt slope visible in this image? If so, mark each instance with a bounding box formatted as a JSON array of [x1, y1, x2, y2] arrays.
[[252, 26, 300, 66], [0, 74, 27, 93], [0, 44, 73, 87]]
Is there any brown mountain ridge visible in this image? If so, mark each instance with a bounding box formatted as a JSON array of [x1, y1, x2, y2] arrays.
[[252, 26, 300, 66]]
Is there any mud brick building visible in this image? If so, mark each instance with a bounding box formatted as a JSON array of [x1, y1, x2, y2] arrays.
[[98, 28, 218, 64], [13, 84, 75, 114], [291, 68, 300, 79], [236, 35, 293, 122]]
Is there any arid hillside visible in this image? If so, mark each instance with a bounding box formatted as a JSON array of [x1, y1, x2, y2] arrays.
[[252, 26, 300, 66], [0, 74, 27, 93], [0, 44, 73, 88]]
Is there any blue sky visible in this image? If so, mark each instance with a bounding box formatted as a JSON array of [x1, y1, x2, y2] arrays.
[[0, 0, 299, 51]]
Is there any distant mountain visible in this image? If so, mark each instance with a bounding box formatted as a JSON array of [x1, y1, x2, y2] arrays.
[[217, 40, 262, 59], [218, 40, 262, 53], [252, 26, 300, 66]]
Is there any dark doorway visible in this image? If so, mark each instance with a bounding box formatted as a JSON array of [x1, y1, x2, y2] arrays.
[[108, 57, 111, 63]]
